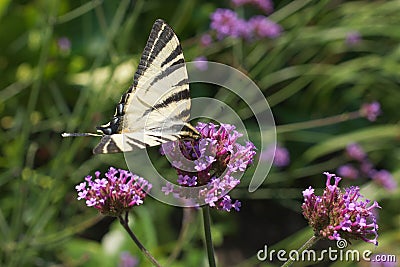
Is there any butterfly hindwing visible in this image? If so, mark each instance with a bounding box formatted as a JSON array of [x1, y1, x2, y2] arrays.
[[93, 131, 182, 154]]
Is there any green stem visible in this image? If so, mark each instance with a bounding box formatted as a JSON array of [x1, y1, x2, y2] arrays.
[[281, 235, 320, 267], [118, 213, 162, 267], [277, 111, 360, 134], [166, 208, 194, 265], [202, 206, 217, 267]]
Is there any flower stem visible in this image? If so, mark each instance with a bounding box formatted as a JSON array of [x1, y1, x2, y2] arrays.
[[202, 206, 216, 267], [119, 213, 162, 267], [281, 235, 320, 267], [166, 208, 194, 265]]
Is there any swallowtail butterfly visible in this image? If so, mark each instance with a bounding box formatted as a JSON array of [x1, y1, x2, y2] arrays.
[[62, 19, 199, 153]]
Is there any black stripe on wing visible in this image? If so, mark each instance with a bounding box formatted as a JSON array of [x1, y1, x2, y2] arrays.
[[93, 136, 122, 154], [133, 19, 176, 90], [93, 135, 148, 154], [146, 63, 185, 91], [168, 108, 191, 122], [161, 45, 184, 68], [126, 136, 147, 149], [147, 133, 177, 143], [152, 88, 190, 110], [141, 85, 189, 118], [177, 123, 200, 139], [146, 123, 200, 139]]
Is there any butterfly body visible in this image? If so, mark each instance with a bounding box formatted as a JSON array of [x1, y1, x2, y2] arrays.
[[63, 19, 199, 153], [96, 91, 130, 135]]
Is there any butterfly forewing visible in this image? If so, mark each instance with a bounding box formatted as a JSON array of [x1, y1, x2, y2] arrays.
[[93, 19, 198, 154]]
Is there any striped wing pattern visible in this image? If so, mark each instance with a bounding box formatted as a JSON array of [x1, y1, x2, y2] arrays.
[[93, 19, 198, 154]]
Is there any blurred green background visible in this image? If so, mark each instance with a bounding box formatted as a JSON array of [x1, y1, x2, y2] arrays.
[[0, 0, 399, 266]]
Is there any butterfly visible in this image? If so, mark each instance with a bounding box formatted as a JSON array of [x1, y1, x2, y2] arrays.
[[62, 19, 199, 154]]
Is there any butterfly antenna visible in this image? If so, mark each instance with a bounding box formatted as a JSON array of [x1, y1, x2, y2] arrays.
[[62, 132, 102, 137]]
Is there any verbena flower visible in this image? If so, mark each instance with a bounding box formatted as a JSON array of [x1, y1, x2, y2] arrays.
[[260, 145, 290, 167], [360, 160, 374, 175], [161, 122, 256, 212], [337, 164, 359, 179], [302, 172, 380, 245], [346, 143, 366, 162], [76, 167, 152, 216], [360, 101, 381, 122], [345, 31, 362, 46], [57, 37, 71, 52], [118, 251, 139, 267], [210, 9, 248, 39], [342, 143, 396, 191], [248, 16, 282, 39], [231, 0, 274, 14], [370, 169, 397, 191], [200, 34, 212, 47], [210, 8, 282, 40], [193, 56, 208, 71]]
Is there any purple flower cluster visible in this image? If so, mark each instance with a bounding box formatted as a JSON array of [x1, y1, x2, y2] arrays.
[[302, 172, 380, 245], [370, 170, 397, 191], [76, 167, 152, 216], [231, 0, 274, 14], [360, 101, 381, 122], [210, 9, 249, 39], [210, 8, 282, 40], [249, 16, 282, 39], [161, 122, 256, 212], [337, 143, 397, 191], [260, 144, 290, 167]]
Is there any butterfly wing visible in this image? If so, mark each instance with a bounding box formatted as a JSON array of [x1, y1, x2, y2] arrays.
[[94, 19, 198, 154]]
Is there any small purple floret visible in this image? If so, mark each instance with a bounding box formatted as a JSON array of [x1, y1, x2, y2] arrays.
[[260, 145, 290, 167], [193, 56, 208, 71], [346, 143, 366, 162], [337, 164, 359, 179], [345, 31, 362, 46], [360, 101, 381, 122]]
